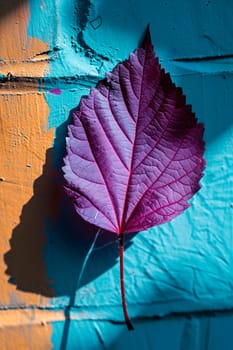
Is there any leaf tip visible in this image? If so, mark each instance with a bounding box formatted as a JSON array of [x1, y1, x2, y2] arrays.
[[141, 24, 153, 50]]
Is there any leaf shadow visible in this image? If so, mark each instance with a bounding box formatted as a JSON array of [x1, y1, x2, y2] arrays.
[[4, 111, 136, 299]]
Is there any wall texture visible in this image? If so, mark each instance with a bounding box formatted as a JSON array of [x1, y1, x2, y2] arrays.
[[1, 0, 233, 349]]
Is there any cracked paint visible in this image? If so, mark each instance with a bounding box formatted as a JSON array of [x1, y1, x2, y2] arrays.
[[2, 0, 233, 349], [0, 0, 54, 348]]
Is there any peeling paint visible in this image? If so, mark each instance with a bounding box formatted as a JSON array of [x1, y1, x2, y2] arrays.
[[2, 0, 233, 349], [0, 1, 54, 348]]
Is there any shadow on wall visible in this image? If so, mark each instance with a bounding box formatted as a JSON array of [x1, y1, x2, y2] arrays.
[[4, 146, 55, 297], [4, 113, 135, 299], [0, 0, 28, 22]]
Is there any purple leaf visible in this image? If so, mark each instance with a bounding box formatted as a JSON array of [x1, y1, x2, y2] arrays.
[[63, 30, 205, 234], [63, 28, 205, 330]]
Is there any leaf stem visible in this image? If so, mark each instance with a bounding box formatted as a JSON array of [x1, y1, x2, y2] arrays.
[[119, 233, 134, 331]]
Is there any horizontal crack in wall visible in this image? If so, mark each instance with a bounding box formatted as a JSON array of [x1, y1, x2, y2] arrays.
[[2, 304, 233, 324], [173, 53, 233, 62]]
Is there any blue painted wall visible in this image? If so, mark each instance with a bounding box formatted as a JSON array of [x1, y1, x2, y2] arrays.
[[25, 0, 233, 348]]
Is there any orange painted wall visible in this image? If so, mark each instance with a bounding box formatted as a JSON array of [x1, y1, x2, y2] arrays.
[[0, 1, 54, 348]]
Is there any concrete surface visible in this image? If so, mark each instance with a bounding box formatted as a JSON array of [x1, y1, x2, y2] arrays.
[[1, 0, 233, 349]]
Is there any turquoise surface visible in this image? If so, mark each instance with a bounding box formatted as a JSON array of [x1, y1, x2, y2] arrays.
[[27, 0, 233, 348]]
